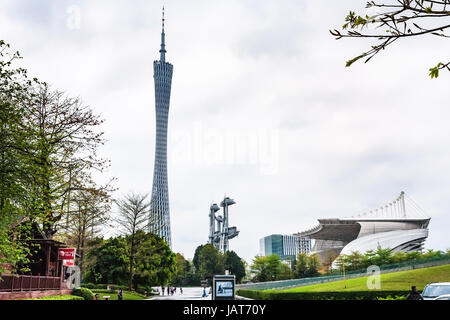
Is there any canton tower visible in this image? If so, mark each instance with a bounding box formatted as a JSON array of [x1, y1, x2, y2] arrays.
[[150, 8, 173, 248]]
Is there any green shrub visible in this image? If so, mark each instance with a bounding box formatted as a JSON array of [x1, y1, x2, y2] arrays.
[[81, 283, 107, 289], [91, 289, 116, 294], [107, 284, 128, 291], [81, 283, 97, 289], [72, 287, 95, 301], [81, 283, 128, 290], [24, 295, 84, 300], [377, 295, 406, 300]]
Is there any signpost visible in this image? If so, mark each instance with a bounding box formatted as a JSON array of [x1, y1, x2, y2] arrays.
[[212, 275, 235, 300], [58, 248, 80, 289], [63, 260, 75, 267], [58, 248, 76, 260]]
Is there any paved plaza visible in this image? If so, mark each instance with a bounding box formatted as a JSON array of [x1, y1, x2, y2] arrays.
[[150, 287, 211, 300]]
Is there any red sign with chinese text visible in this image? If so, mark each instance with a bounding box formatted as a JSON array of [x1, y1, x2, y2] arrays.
[[58, 248, 76, 260], [63, 260, 75, 267]]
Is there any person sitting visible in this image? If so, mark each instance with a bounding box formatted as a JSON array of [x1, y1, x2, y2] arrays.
[[406, 286, 423, 300]]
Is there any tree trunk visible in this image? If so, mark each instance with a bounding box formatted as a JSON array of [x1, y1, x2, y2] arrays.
[[129, 233, 135, 291]]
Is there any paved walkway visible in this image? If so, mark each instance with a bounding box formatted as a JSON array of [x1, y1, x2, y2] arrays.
[[149, 287, 211, 300]]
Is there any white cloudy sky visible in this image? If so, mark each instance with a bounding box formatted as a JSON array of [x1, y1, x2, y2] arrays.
[[1, 0, 449, 263]]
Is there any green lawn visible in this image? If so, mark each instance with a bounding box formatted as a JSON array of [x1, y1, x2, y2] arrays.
[[276, 264, 450, 293], [22, 291, 147, 300]]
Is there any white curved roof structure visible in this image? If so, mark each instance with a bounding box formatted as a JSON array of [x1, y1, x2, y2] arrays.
[[295, 192, 431, 266]]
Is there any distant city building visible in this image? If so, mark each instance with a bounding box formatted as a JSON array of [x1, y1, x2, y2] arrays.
[[295, 192, 431, 267], [149, 8, 173, 248], [259, 234, 312, 261]]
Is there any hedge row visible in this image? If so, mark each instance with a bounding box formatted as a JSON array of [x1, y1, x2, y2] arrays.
[[89, 289, 117, 294], [72, 288, 95, 301], [236, 289, 411, 300], [82, 283, 128, 290], [24, 295, 85, 301]]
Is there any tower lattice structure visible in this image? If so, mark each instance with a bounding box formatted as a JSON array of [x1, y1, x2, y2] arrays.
[[150, 8, 173, 248]]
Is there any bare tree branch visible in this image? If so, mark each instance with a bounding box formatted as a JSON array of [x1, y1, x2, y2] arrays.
[[330, 0, 450, 77]]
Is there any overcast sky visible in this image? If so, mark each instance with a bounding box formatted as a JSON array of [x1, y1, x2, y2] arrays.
[[1, 0, 449, 263]]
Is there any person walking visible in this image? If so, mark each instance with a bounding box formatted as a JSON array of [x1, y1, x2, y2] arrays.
[[118, 289, 124, 301], [161, 285, 164, 296], [180, 287, 183, 294], [202, 287, 207, 298], [406, 286, 423, 300]]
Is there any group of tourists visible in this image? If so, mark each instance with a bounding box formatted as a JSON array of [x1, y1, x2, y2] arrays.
[[160, 285, 183, 296]]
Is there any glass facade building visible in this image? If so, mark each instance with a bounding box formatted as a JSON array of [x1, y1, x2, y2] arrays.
[[259, 234, 312, 261]]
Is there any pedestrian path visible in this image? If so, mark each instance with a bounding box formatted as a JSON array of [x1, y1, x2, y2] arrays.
[[149, 287, 211, 300]]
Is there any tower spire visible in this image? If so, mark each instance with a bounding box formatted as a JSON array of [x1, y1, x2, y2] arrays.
[[160, 6, 166, 62]]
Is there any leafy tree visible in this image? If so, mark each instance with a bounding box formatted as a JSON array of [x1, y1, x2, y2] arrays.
[[371, 247, 394, 266], [132, 231, 176, 290], [181, 259, 201, 286], [391, 251, 409, 263], [295, 253, 309, 278], [114, 193, 153, 290], [333, 247, 450, 273], [250, 254, 283, 282], [171, 253, 188, 286], [192, 244, 205, 272], [422, 249, 445, 259], [191, 245, 247, 285], [60, 186, 113, 276], [295, 253, 322, 278], [305, 253, 322, 277], [84, 232, 176, 290], [196, 244, 225, 285], [1, 39, 113, 275], [84, 237, 129, 285], [224, 250, 246, 284], [0, 40, 39, 273], [324, 251, 338, 272], [278, 262, 293, 280], [346, 251, 365, 270], [405, 251, 422, 261], [330, 0, 450, 78], [19, 84, 111, 238]]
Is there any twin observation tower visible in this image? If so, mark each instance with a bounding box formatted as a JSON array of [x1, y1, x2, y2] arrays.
[[150, 8, 173, 248]]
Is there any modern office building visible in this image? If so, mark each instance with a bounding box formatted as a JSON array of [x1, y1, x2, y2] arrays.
[[149, 9, 173, 248], [295, 192, 431, 267], [259, 234, 312, 261]]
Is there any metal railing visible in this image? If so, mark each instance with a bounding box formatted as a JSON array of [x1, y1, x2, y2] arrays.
[[0, 274, 61, 292]]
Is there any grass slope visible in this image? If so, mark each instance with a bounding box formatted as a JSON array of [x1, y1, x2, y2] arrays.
[[276, 264, 450, 293]]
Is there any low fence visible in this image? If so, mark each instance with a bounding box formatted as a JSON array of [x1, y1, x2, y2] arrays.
[[237, 256, 450, 291], [0, 274, 61, 292]]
